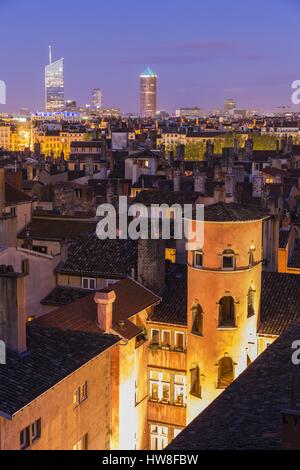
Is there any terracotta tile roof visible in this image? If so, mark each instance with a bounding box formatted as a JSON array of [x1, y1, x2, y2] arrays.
[[148, 265, 187, 326], [0, 324, 119, 417], [57, 235, 137, 278], [169, 320, 300, 450], [259, 272, 300, 336], [36, 278, 160, 340]]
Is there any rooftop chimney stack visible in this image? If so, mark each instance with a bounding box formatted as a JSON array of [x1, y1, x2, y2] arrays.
[[94, 291, 116, 333]]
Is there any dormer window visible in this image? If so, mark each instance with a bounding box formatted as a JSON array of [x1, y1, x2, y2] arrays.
[[222, 249, 235, 271], [194, 251, 203, 269]]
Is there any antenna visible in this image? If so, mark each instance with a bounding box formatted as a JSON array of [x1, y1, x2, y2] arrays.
[[49, 45, 52, 64]]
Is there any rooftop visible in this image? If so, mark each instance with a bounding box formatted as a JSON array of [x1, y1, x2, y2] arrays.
[[0, 324, 119, 418], [140, 67, 157, 77]]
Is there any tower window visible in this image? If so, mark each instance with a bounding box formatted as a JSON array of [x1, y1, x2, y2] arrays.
[[191, 303, 203, 336], [217, 357, 234, 389], [218, 296, 235, 327], [222, 249, 235, 270], [194, 251, 203, 268], [249, 244, 255, 266], [247, 287, 255, 317], [190, 366, 201, 398]]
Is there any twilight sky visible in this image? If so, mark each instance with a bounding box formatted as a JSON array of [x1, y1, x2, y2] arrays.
[[0, 0, 300, 114]]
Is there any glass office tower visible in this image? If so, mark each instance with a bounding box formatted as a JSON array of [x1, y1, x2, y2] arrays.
[[45, 58, 65, 112], [140, 67, 157, 117]]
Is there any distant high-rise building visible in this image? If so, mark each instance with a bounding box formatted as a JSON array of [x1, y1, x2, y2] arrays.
[[224, 99, 236, 113], [140, 67, 157, 117], [65, 99, 77, 111], [91, 89, 103, 109], [45, 46, 65, 112]]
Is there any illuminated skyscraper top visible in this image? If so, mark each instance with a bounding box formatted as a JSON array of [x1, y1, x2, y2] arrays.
[[45, 47, 65, 112], [140, 67, 157, 117]]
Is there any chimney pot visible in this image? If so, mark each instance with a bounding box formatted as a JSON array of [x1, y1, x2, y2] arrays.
[[94, 290, 116, 333]]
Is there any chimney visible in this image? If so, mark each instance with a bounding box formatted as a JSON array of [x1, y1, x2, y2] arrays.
[[0, 272, 27, 354], [100, 163, 108, 180], [132, 159, 139, 184], [252, 175, 263, 198], [138, 238, 165, 295], [0, 168, 5, 215], [194, 169, 206, 194], [173, 170, 181, 192], [94, 290, 116, 333], [85, 156, 94, 177]]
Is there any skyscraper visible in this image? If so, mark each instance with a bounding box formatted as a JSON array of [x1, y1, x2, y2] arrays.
[[45, 46, 65, 112], [224, 99, 236, 113], [91, 88, 103, 109], [140, 67, 157, 117]]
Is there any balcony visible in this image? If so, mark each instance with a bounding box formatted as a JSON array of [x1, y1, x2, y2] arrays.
[[148, 346, 187, 370], [148, 400, 186, 427]]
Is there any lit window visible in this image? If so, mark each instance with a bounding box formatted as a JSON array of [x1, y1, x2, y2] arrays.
[[222, 249, 235, 270], [174, 332, 185, 351], [249, 245, 255, 266], [81, 278, 96, 290], [174, 375, 187, 406], [151, 329, 160, 345], [150, 425, 168, 450], [194, 251, 203, 268], [217, 357, 234, 389], [161, 330, 171, 349], [149, 371, 170, 403]]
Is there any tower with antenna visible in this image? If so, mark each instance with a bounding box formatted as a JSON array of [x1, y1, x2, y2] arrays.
[[45, 46, 65, 112]]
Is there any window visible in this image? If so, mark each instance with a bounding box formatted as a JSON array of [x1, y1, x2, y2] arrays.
[[73, 434, 88, 450], [248, 243, 256, 266], [20, 426, 30, 450], [222, 249, 235, 270], [150, 425, 168, 450], [81, 278, 96, 290], [165, 248, 176, 263], [174, 332, 185, 351], [73, 382, 88, 406], [218, 357, 234, 389], [31, 419, 41, 442], [191, 303, 203, 336], [151, 329, 160, 345], [161, 330, 171, 349], [218, 296, 235, 327], [247, 287, 255, 317], [174, 375, 187, 406], [149, 371, 170, 403], [190, 366, 201, 398], [20, 419, 41, 449], [194, 251, 203, 268]]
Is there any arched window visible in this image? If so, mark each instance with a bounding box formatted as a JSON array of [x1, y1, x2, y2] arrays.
[[217, 356, 234, 389], [222, 249, 235, 271], [218, 296, 235, 327], [247, 287, 255, 317], [190, 365, 201, 398], [249, 244, 255, 266], [191, 303, 203, 336]]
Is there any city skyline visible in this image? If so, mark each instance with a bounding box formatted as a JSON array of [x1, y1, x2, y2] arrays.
[[1, 0, 300, 114]]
